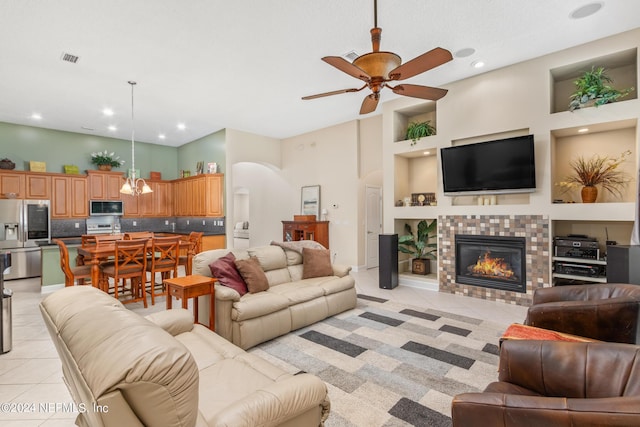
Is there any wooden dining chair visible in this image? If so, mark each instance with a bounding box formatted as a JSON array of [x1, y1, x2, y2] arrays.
[[178, 231, 203, 275], [146, 236, 181, 305], [55, 239, 92, 287], [100, 239, 149, 307], [124, 231, 154, 240]]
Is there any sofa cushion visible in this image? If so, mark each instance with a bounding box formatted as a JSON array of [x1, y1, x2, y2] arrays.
[[209, 252, 248, 296], [235, 257, 270, 293], [232, 291, 291, 321], [302, 248, 333, 279], [267, 281, 326, 305]]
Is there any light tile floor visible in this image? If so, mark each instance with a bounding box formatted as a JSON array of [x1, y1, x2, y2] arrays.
[[0, 268, 528, 426]]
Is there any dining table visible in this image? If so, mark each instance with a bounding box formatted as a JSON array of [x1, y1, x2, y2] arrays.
[[77, 238, 195, 292]]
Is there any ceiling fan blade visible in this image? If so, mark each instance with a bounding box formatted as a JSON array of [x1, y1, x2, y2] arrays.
[[360, 94, 379, 114], [391, 84, 448, 101], [388, 47, 453, 81], [302, 85, 366, 100], [322, 56, 371, 82]]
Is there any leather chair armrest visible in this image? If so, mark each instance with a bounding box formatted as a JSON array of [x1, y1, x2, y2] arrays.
[[214, 283, 241, 301], [145, 309, 194, 336], [209, 374, 329, 426], [332, 264, 352, 277]]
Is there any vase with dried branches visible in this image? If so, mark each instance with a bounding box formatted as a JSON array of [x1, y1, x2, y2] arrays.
[[557, 150, 632, 203]]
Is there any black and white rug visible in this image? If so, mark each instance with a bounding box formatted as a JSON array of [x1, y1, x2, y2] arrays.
[[249, 295, 506, 427]]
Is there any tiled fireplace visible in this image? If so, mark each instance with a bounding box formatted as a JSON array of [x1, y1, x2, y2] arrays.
[[439, 215, 550, 305]]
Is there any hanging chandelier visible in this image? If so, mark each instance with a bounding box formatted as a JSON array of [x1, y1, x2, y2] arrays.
[[120, 81, 152, 196]]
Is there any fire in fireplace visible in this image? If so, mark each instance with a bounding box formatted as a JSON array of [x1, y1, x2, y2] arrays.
[[455, 234, 526, 292]]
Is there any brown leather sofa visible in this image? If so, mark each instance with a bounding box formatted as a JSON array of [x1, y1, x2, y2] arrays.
[[40, 286, 330, 427], [524, 283, 640, 343], [452, 340, 640, 426]]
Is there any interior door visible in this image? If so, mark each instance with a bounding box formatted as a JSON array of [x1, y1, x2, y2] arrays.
[[365, 186, 382, 269]]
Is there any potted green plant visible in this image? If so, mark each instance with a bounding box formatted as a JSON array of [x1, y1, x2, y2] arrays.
[[405, 121, 436, 145], [90, 150, 125, 171], [556, 150, 631, 203], [568, 66, 634, 111], [398, 219, 437, 275]]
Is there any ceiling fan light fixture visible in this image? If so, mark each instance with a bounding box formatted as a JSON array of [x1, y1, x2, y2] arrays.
[[353, 52, 401, 78]]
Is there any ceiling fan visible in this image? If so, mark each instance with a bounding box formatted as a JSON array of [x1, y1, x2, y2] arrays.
[[302, 0, 453, 114]]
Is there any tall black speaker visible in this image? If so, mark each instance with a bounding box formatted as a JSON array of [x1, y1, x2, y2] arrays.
[[607, 245, 640, 284], [379, 234, 398, 289]]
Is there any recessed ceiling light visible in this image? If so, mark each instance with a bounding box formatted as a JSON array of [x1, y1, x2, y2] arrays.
[[455, 48, 475, 58], [108, 125, 117, 131], [578, 128, 589, 133], [471, 60, 485, 69], [31, 113, 42, 120], [158, 134, 166, 140], [423, 151, 430, 155], [103, 108, 114, 116], [570, 2, 603, 19], [177, 123, 186, 130]]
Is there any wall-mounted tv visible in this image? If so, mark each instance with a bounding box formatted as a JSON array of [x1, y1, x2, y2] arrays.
[[441, 135, 536, 195]]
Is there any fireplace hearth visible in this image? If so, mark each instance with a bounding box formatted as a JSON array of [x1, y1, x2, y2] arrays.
[[455, 234, 526, 293]]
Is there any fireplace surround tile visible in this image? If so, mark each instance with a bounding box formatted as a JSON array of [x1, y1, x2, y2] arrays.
[[439, 215, 550, 306]]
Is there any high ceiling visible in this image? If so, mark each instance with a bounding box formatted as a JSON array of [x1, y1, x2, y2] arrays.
[[1, 1, 639, 147]]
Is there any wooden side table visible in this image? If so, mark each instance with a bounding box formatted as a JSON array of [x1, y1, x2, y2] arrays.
[[164, 274, 216, 331]]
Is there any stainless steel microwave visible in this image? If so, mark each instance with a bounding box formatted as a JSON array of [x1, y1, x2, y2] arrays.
[[89, 200, 124, 216]]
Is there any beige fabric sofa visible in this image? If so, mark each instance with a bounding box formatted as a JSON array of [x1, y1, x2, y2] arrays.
[[40, 286, 330, 427], [192, 244, 357, 350]]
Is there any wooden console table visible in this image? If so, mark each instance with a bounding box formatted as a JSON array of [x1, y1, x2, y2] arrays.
[[282, 219, 329, 249], [165, 274, 216, 331]]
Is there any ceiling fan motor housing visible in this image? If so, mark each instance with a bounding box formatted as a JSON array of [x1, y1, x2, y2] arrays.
[[353, 52, 401, 79]]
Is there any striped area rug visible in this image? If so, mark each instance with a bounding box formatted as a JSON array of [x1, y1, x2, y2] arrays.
[[249, 294, 506, 427]]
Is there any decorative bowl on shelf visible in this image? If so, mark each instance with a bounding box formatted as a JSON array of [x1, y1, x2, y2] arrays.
[[0, 158, 15, 170]]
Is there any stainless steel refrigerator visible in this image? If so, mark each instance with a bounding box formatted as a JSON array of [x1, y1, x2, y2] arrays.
[[0, 199, 50, 280]]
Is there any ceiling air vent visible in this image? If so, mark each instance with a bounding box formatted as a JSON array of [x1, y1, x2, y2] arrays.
[[61, 52, 80, 63]]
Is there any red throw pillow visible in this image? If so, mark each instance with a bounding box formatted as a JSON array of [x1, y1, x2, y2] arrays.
[[234, 257, 270, 293], [209, 252, 248, 296], [302, 247, 334, 279]]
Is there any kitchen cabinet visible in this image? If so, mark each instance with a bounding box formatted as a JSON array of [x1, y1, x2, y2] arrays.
[[87, 170, 123, 200], [25, 173, 51, 199], [51, 175, 88, 218], [0, 171, 24, 197], [122, 180, 173, 217], [172, 174, 223, 217], [202, 235, 225, 251]]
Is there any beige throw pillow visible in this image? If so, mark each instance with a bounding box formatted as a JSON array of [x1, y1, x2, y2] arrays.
[[234, 257, 269, 293], [302, 247, 333, 279]]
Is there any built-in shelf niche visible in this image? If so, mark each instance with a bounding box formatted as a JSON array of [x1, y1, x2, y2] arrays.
[[550, 48, 638, 114], [393, 101, 437, 143], [552, 220, 633, 255], [551, 119, 637, 204], [394, 217, 438, 275], [394, 151, 438, 206]]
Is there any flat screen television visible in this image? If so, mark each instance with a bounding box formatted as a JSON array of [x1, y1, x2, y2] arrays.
[[441, 135, 536, 195]]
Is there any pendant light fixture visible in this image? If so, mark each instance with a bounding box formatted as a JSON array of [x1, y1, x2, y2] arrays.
[[120, 81, 152, 196]]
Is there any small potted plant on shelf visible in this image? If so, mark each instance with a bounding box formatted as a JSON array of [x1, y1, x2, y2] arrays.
[[398, 219, 437, 275], [90, 150, 125, 171], [556, 150, 631, 203], [405, 121, 436, 145], [568, 66, 634, 111]]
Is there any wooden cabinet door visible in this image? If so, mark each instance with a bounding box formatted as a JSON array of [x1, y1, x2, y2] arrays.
[[122, 192, 141, 216], [87, 171, 123, 200], [71, 177, 88, 217], [140, 188, 155, 216], [51, 176, 71, 218], [25, 173, 51, 199], [205, 174, 224, 216], [0, 172, 24, 197], [105, 174, 123, 200], [154, 181, 173, 216]]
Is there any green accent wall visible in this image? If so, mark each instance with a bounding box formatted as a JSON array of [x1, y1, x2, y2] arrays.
[[177, 129, 226, 175], [0, 121, 179, 179]]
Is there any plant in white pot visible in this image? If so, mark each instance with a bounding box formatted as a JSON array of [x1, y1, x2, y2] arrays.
[[398, 219, 437, 275]]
